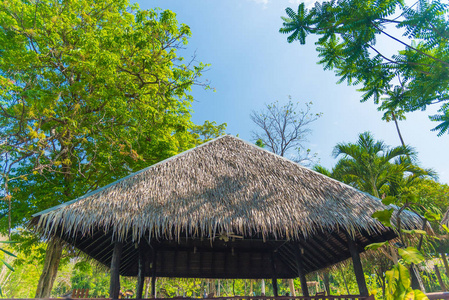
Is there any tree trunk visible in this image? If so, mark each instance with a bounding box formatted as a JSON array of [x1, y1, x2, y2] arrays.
[[210, 279, 216, 295], [323, 271, 331, 295], [35, 238, 64, 298], [144, 277, 150, 298], [250, 280, 253, 296], [391, 111, 406, 147], [435, 265, 447, 291], [288, 278, 296, 296], [339, 266, 350, 295], [441, 253, 449, 276]]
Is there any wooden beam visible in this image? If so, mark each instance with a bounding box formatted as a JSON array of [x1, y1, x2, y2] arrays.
[[109, 241, 123, 300], [329, 231, 349, 250], [277, 248, 299, 275], [296, 240, 322, 270], [346, 232, 369, 297], [314, 233, 342, 256], [76, 229, 107, 249], [294, 243, 309, 297], [136, 244, 146, 299]]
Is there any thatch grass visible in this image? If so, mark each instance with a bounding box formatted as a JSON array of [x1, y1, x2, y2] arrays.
[[32, 135, 421, 243]]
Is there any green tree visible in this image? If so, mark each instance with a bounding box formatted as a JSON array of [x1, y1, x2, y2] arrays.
[[0, 0, 225, 297], [331, 132, 423, 198], [280, 0, 449, 136]]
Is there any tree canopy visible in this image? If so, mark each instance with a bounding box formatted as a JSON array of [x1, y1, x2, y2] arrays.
[[280, 0, 449, 136], [0, 0, 226, 296], [314, 132, 433, 198], [0, 0, 225, 229]]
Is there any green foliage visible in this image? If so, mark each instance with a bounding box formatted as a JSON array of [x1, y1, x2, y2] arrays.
[[0, 0, 226, 295], [406, 179, 449, 212], [385, 262, 428, 300], [398, 247, 425, 265], [280, 0, 449, 135], [255, 138, 265, 148], [372, 209, 394, 227], [365, 241, 390, 251], [0, 240, 17, 272], [0, 0, 226, 231], [331, 132, 430, 198]]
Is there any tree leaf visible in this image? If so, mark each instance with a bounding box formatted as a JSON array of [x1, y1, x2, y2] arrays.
[[0, 248, 17, 258], [398, 262, 411, 289], [398, 247, 425, 264], [442, 224, 449, 234], [404, 290, 415, 300], [401, 229, 427, 236], [372, 209, 394, 227], [413, 289, 429, 300], [0, 258, 14, 272], [382, 196, 396, 205], [365, 241, 389, 251], [424, 211, 441, 221]]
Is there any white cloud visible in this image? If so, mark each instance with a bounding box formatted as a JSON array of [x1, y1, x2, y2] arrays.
[[288, 0, 325, 9], [247, 0, 269, 9]]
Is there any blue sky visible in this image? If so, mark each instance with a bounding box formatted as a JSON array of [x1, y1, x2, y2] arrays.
[[142, 0, 449, 184]]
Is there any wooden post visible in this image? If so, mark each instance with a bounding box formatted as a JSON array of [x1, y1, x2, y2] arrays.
[[109, 241, 123, 300], [272, 278, 278, 297], [136, 244, 146, 299], [271, 251, 278, 296], [151, 276, 157, 298], [346, 232, 369, 297], [151, 248, 158, 298], [294, 244, 309, 297]]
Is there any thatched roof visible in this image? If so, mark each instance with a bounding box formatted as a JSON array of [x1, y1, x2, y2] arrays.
[[31, 135, 420, 278]]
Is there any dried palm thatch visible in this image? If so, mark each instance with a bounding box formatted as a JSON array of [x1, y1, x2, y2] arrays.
[[32, 135, 420, 243]]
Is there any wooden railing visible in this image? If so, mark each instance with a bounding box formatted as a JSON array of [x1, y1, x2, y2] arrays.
[[14, 296, 374, 300], [427, 292, 449, 300], [161, 296, 375, 300], [9, 294, 449, 300]]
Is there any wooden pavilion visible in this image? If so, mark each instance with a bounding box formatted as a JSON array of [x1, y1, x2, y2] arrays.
[[32, 135, 421, 299]]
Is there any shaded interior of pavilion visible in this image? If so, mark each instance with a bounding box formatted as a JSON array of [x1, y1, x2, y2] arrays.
[[32, 135, 420, 299], [63, 226, 396, 299]]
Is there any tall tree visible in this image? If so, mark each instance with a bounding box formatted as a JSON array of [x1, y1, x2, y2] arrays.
[[280, 0, 449, 136], [0, 0, 225, 297], [314, 133, 435, 293], [250, 98, 322, 165], [331, 132, 420, 198], [379, 85, 409, 147]]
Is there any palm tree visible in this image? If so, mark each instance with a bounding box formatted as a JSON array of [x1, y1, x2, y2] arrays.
[[379, 85, 409, 148], [331, 132, 417, 198]]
